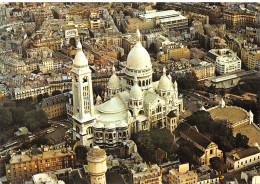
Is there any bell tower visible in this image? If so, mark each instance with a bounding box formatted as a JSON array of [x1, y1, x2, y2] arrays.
[[72, 41, 95, 147]]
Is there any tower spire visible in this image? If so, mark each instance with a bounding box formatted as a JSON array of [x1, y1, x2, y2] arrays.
[[112, 64, 116, 75], [134, 76, 138, 86], [163, 67, 166, 76], [136, 29, 141, 42]]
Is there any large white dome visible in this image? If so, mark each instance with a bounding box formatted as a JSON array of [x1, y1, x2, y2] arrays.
[[73, 42, 88, 67], [126, 42, 152, 70]]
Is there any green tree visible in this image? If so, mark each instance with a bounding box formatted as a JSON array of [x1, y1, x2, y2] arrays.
[[177, 146, 194, 164], [75, 145, 88, 162], [29, 121, 40, 132], [0, 107, 13, 130], [185, 110, 214, 134], [132, 129, 175, 162], [43, 93, 49, 98], [235, 133, 249, 148], [37, 94, 43, 102], [175, 72, 199, 91], [10, 107, 25, 125], [132, 131, 155, 162], [52, 90, 62, 96], [93, 85, 105, 96], [63, 89, 71, 93], [150, 128, 175, 154], [148, 43, 157, 54], [186, 111, 237, 152]]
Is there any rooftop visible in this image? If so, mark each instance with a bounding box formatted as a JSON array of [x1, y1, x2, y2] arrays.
[[10, 149, 74, 164], [139, 10, 180, 19], [178, 123, 212, 149]]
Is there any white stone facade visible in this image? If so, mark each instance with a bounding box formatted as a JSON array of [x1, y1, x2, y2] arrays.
[[72, 30, 183, 148]]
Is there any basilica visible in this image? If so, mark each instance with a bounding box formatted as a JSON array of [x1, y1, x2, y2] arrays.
[[71, 30, 184, 148]]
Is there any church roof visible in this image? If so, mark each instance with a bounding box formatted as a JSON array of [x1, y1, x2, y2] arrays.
[[108, 74, 121, 89], [118, 121, 128, 128], [144, 91, 159, 105], [106, 123, 116, 129], [94, 122, 105, 129], [98, 96, 126, 114]]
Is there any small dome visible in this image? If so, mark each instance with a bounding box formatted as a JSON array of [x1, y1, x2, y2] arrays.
[[130, 77, 142, 100], [126, 30, 152, 70], [108, 66, 121, 89], [94, 122, 104, 129], [73, 41, 88, 67], [106, 123, 116, 129], [158, 68, 172, 90]]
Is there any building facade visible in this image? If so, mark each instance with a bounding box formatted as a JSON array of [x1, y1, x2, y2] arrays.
[[168, 163, 198, 184], [177, 123, 223, 165], [191, 61, 215, 80], [241, 46, 260, 70], [226, 147, 260, 170], [131, 163, 162, 184], [38, 93, 69, 119], [205, 49, 241, 75], [5, 147, 76, 183]]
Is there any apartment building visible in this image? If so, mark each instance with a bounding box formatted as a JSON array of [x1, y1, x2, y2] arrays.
[[131, 163, 162, 184], [168, 163, 198, 184], [6, 147, 76, 183], [241, 46, 260, 70], [191, 61, 215, 80], [226, 147, 260, 170], [38, 93, 69, 119], [205, 49, 241, 75]]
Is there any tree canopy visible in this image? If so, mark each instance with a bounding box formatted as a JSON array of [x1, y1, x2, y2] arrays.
[[131, 128, 175, 162], [75, 145, 88, 162], [52, 90, 62, 96], [185, 110, 249, 153], [175, 72, 199, 91], [2, 98, 48, 133], [0, 107, 13, 130]]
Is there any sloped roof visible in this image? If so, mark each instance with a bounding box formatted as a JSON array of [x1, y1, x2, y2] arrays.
[[177, 122, 212, 149]]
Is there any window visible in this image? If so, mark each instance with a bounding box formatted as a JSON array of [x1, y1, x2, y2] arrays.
[[210, 149, 213, 154]]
